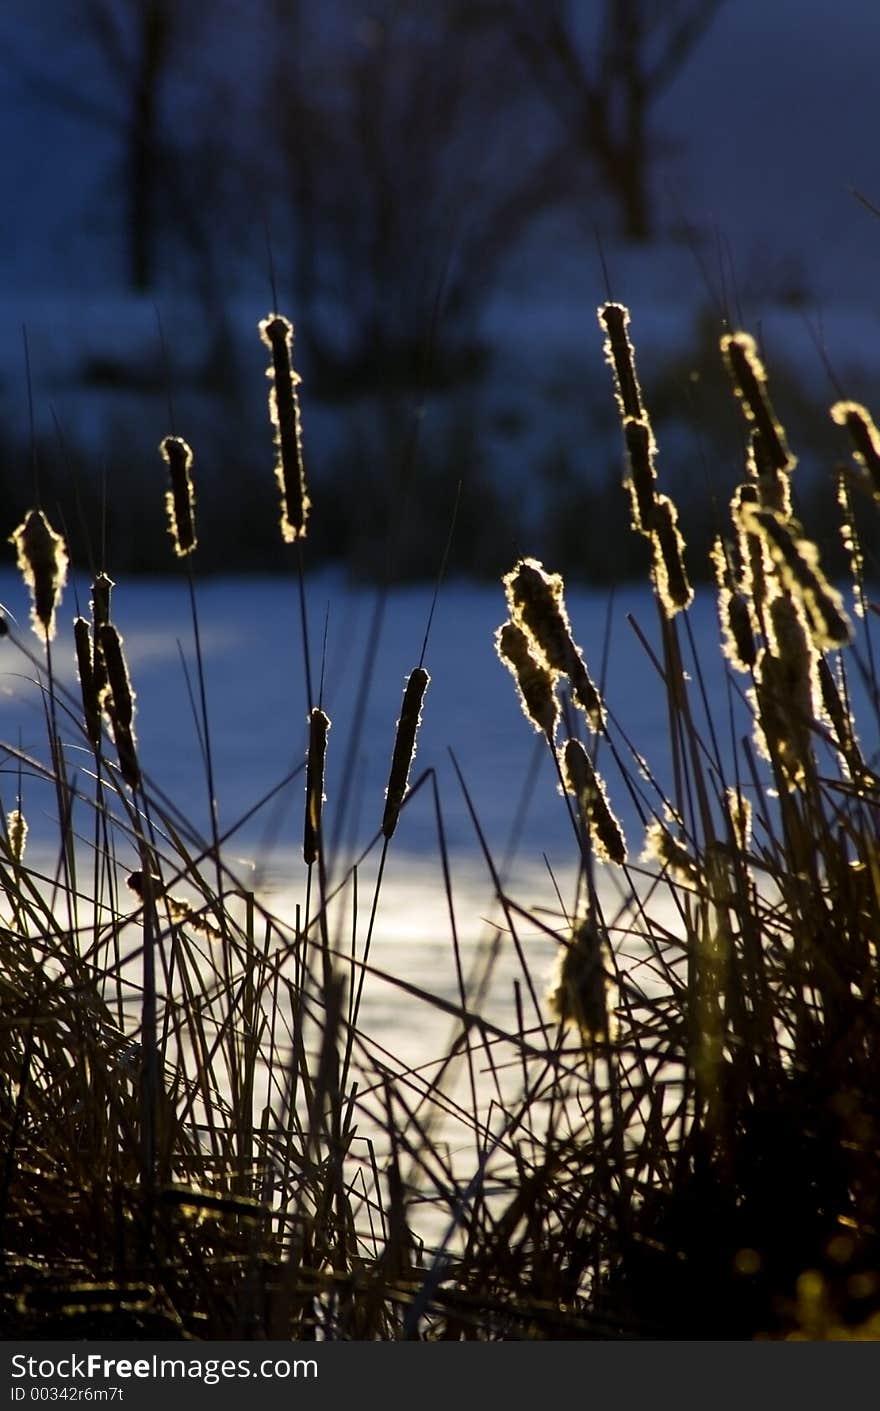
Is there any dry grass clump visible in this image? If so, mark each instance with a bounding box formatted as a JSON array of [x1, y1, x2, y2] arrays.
[[2, 296, 880, 1344]]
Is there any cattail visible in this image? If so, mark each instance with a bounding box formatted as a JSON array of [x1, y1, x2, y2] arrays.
[[739, 503, 852, 649], [836, 468, 866, 618], [747, 430, 792, 518], [561, 738, 626, 865], [160, 435, 197, 557], [830, 400, 880, 499], [9, 509, 68, 641], [382, 668, 429, 840], [751, 596, 818, 789], [74, 617, 101, 748], [546, 914, 616, 1045], [259, 313, 310, 542], [495, 620, 559, 740], [817, 655, 862, 778], [7, 808, 27, 865], [127, 870, 221, 941], [303, 707, 331, 865], [503, 558, 604, 731], [710, 537, 756, 672], [725, 787, 753, 854], [598, 302, 643, 420], [650, 493, 693, 615], [97, 623, 140, 788], [90, 572, 114, 699], [721, 331, 796, 475], [641, 818, 698, 883], [731, 482, 771, 623], [622, 416, 658, 534]]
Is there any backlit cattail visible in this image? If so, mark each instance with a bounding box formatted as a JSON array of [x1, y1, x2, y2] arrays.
[[598, 302, 643, 420], [710, 537, 756, 672], [160, 435, 197, 558], [127, 870, 221, 941], [303, 707, 330, 865], [831, 400, 880, 499], [650, 493, 693, 615], [382, 668, 429, 840], [623, 416, 658, 534], [747, 430, 792, 518], [9, 509, 68, 641], [740, 503, 852, 649], [97, 623, 139, 788], [90, 572, 114, 699], [561, 738, 626, 865], [721, 331, 796, 475], [7, 808, 27, 865], [751, 596, 818, 789], [495, 620, 558, 740], [817, 655, 862, 779], [725, 787, 753, 854], [836, 468, 866, 618], [731, 482, 771, 620], [546, 914, 616, 1045], [259, 313, 310, 542], [503, 558, 604, 731], [641, 819, 698, 883], [74, 616, 101, 748]]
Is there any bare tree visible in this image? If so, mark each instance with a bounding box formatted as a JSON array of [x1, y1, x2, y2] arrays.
[[263, 0, 558, 386], [482, 0, 725, 241]]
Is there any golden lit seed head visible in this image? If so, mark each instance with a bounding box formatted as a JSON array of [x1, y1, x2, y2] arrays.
[[641, 819, 698, 883], [725, 787, 752, 853], [598, 301, 643, 422], [546, 915, 616, 1045], [7, 808, 27, 864], [9, 509, 68, 641], [260, 311, 310, 543], [495, 620, 559, 740], [160, 435, 197, 558], [561, 738, 626, 865], [831, 400, 880, 498], [503, 558, 604, 730], [721, 331, 796, 475], [739, 503, 853, 649], [710, 537, 756, 672], [622, 416, 658, 535], [650, 494, 693, 616]]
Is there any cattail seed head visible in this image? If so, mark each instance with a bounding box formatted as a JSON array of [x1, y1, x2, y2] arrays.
[[725, 787, 753, 854], [831, 400, 880, 499], [561, 738, 626, 865], [9, 509, 68, 641], [303, 707, 331, 865], [650, 494, 693, 615], [623, 416, 658, 534], [259, 313, 310, 542], [97, 622, 139, 787], [7, 808, 27, 865], [641, 818, 699, 883], [495, 620, 559, 740], [721, 331, 796, 475], [598, 302, 643, 421], [710, 537, 756, 672], [750, 595, 818, 789], [546, 914, 616, 1045], [160, 435, 197, 557], [382, 667, 429, 840], [503, 558, 604, 731], [90, 572, 114, 699], [836, 468, 866, 618], [74, 616, 101, 748], [739, 503, 852, 649]]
